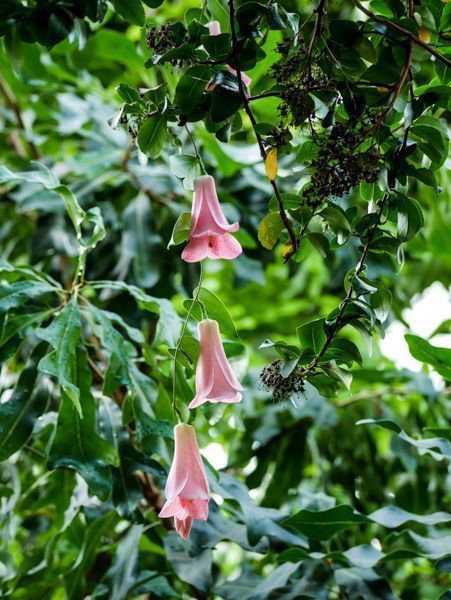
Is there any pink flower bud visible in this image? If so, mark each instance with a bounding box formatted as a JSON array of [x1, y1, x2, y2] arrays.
[[159, 424, 209, 540], [181, 175, 242, 262], [189, 319, 243, 408], [207, 20, 221, 36]]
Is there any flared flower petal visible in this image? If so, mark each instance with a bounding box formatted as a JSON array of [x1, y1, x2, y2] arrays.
[[159, 424, 209, 540], [181, 176, 242, 263], [189, 319, 243, 409], [191, 175, 239, 237]]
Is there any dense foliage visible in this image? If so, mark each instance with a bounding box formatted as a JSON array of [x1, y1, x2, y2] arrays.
[[0, 0, 451, 598]]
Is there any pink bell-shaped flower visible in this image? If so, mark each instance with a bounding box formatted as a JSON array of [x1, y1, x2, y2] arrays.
[[207, 21, 252, 91], [189, 319, 243, 409], [159, 423, 209, 540], [181, 175, 242, 262]]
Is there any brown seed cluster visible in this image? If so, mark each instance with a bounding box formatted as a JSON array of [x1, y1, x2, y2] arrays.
[[303, 122, 380, 208], [260, 360, 304, 402], [146, 24, 183, 56], [272, 42, 330, 126]]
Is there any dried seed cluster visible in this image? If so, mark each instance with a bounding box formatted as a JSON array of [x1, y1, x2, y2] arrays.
[[303, 122, 380, 208], [260, 360, 304, 402], [272, 42, 330, 126], [146, 24, 185, 56]]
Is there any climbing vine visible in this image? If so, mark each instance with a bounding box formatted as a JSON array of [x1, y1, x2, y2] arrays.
[[0, 0, 450, 598]]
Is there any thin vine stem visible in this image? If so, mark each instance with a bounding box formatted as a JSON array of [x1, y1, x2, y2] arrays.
[[172, 263, 204, 422], [301, 194, 388, 378], [185, 124, 207, 175], [228, 0, 299, 260], [306, 0, 327, 78]]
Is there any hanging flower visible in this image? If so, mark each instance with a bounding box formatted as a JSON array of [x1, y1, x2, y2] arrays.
[[181, 175, 242, 262], [189, 319, 243, 408], [207, 20, 252, 92], [159, 423, 209, 540]]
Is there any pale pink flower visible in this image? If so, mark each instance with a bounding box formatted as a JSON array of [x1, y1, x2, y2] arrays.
[[159, 423, 209, 540], [189, 319, 243, 409], [207, 21, 252, 91], [181, 175, 242, 262]]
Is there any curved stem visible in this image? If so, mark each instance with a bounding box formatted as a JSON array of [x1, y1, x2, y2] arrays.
[[354, 0, 451, 68], [185, 124, 207, 175], [306, 0, 327, 78], [172, 263, 204, 422], [302, 195, 387, 377], [228, 0, 298, 260]]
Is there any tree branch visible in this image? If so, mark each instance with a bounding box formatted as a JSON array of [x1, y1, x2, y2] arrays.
[[302, 195, 387, 378], [228, 0, 298, 259], [0, 78, 40, 159], [306, 0, 328, 77], [354, 0, 451, 68]]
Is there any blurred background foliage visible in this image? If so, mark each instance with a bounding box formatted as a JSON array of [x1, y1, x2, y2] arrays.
[[0, 0, 450, 598]]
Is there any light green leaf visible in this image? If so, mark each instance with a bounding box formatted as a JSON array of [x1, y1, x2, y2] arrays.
[[138, 114, 167, 159], [49, 347, 117, 500], [37, 299, 82, 415]]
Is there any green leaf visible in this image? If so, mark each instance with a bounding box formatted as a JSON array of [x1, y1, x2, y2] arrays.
[[117, 83, 142, 103], [440, 4, 451, 32], [105, 524, 144, 599], [395, 195, 424, 241], [184, 286, 238, 339], [167, 212, 192, 248], [65, 512, 119, 599], [37, 299, 82, 415], [88, 281, 183, 347], [284, 505, 367, 541], [112, 0, 145, 25], [410, 116, 449, 169], [369, 506, 451, 528], [323, 338, 362, 366], [0, 162, 105, 248], [0, 281, 58, 312], [0, 346, 46, 461], [202, 33, 231, 60], [297, 318, 326, 353], [169, 154, 200, 188], [138, 114, 167, 159], [357, 418, 451, 461], [406, 334, 451, 380], [258, 212, 284, 250], [49, 347, 117, 500], [321, 204, 351, 244]]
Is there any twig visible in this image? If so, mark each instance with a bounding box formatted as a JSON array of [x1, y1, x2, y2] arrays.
[[306, 0, 328, 77], [302, 195, 387, 378], [0, 78, 40, 159], [185, 124, 207, 174], [228, 0, 298, 259], [172, 264, 203, 422], [354, 0, 451, 68]]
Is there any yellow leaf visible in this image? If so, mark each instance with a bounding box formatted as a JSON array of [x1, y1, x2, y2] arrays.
[[258, 212, 283, 250], [265, 148, 278, 181], [282, 243, 294, 260], [419, 28, 431, 43]]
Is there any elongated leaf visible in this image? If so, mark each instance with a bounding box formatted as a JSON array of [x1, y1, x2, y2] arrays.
[[112, 0, 145, 25], [357, 418, 451, 460], [406, 334, 451, 380], [0, 346, 46, 460], [369, 506, 451, 528], [138, 114, 167, 159], [284, 505, 367, 540], [49, 347, 117, 500], [37, 299, 82, 415]]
